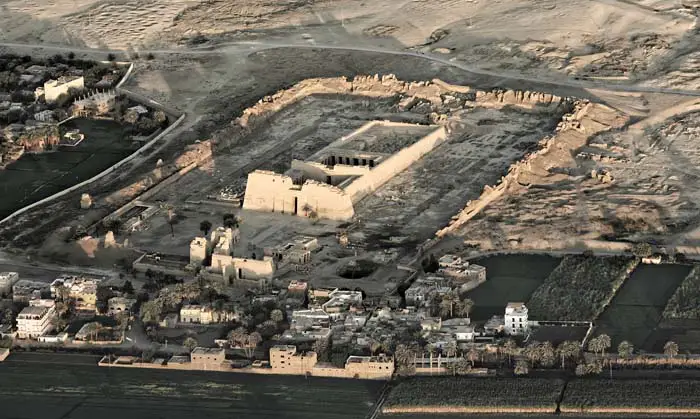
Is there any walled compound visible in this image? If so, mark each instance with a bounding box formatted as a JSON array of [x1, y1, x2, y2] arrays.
[[243, 120, 447, 221]]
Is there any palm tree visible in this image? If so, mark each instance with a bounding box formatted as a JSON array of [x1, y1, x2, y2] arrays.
[[588, 336, 602, 356], [618, 341, 634, 359], [439, 292, 459, 319], [503, 339, 518, 365], [302, 203, 312, 217], [524, 341, 541, 366], [455, 298, 474, 318], [183, 337, 198, 352], [270, 309, 284, 323], [227, 327, 247, 348], [514, 359, 529, 376], [243, 332, 262, 359], [445, 341, 458, 359], [664, 341, 679, 359], [199, 220, 212, 236], [597, 334, 611, 357], [557, 340, 580, 369], [539, 341, 556, 368]]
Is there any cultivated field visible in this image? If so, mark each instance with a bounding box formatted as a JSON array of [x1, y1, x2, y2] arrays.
[[465, 255, 562, 321], [595, 264, 692, 350], [527, 255, 638, 321], [561, 379, 700, 415], [0, 118, 136, 219], [383, 377, 564, 414], [0, 352, 384, 419]]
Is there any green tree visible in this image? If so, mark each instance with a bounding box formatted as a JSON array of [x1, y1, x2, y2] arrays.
[[632, 242, 653, 258], [618, 341, 634, 359], [557, 340, 580, 369], [455, 298, 474, 318], [223, 213, 239, 229], [122, 280, 134, 295], [199, 220, 212, 237], [445, 341, 458, 358], [539, 341, 556, 368], [664, 341, 679, 358], [183, 337, 198, 352], [524, 341, 541, 366], [270, 309, 284, 323], [503, 339, 518, 365], [514, 360, 529, 375]]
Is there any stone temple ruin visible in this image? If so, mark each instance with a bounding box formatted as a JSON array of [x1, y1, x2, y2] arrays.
[[243, 120, 447, 220]]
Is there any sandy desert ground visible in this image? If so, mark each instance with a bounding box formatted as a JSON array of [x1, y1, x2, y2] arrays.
[[1, 0, 700, 259]]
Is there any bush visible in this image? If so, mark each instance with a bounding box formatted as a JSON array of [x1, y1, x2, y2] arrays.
[[107, 53, 116, 61]]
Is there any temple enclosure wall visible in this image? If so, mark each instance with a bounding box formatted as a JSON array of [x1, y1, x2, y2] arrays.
[[344, 125, 447, 203]]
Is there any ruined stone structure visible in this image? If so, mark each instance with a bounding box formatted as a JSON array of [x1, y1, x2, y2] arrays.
[[243, 121, 447, 221]]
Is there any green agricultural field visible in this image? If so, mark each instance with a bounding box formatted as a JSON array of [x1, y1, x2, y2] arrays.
[[561, 379, 700, 414], [595, 264, 692, 350], [0, 118, 137, 218], [662, 266, 700, 319], [466, 255, 561, 321], [384, 377, 564, 413], [527, 255, 638, 321]]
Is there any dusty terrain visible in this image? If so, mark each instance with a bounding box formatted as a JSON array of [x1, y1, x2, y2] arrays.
[[0, 0, 699, 262]]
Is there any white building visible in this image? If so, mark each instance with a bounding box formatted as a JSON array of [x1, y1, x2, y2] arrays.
[[504, 302, 529, 336], [291, 309, 330, 330], [441, 318, 474, 341], [44, 76, 84, 103], [33, 110, 55, 122], [17, 300, 56, 339], [190, 237, 208, 265], [0, 272, 19, 295]]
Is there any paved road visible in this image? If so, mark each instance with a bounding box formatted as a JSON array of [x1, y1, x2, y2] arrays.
[[0, 351, 384, 419]]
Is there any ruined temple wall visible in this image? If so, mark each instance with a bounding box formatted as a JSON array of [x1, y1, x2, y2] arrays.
[[243, 170, 299, 214], [243, 170, 354, 221], [344, 126, 448, 203], [299, 181, 355, 220]]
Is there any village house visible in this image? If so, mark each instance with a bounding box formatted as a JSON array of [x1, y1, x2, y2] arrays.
[[50, 275, 101, 313], [16, 300, 56, 339], [441, 318, 475, 342], [107, 297, 136, 316], [0, 272, 19, 296], [12, 280, 49, 303], [180, 304, 239, 325], [437, 254, 487, 287], [504, 302, 529, 336], [265, 236, 319, 265], [291, 309, 330, 331], [33, 109, 55, 122], [44, 76, 84, 103]]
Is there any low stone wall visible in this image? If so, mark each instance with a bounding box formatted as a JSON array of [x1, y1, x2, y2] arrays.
[[98, 357, 391, 380]]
